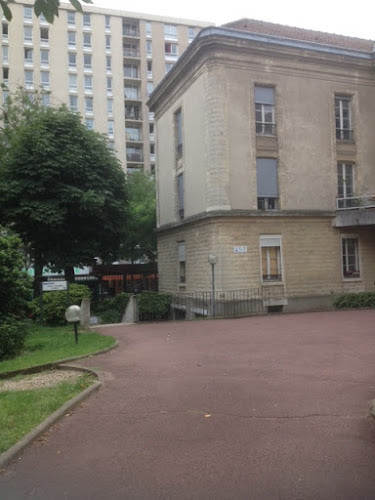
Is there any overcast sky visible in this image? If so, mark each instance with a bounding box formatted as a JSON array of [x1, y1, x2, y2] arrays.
[[91, 0, 375, 40]]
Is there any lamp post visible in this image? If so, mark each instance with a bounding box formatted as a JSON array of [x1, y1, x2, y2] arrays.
[[65, 305, 81, 344], [208, 254, 217, 318]]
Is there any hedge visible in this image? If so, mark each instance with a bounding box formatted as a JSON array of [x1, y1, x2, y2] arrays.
[[333, 291, 375, 309]]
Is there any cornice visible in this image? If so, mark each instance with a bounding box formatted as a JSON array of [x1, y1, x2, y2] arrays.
[[156, 210, 336, 235]]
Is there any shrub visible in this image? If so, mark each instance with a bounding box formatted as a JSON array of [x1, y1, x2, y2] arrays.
[[93, 293, 132, 324], [333, 291, 375, 309], [138, 291, 172, 321], [30, 283, 91, 326], [0, 317, 29, 361]]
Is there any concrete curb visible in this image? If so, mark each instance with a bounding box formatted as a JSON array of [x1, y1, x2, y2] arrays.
[[369, 399, 375, 420], [0, 367, 102, 469]]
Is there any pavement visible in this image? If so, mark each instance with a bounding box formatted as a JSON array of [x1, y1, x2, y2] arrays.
[[1, 310, 375, 499]]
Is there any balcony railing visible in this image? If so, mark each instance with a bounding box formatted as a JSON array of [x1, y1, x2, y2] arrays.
[[123, 49, 140, 58], [123, 28, 139, 37], [337, 195, 375, 210], [126, 153, 143, 162], [336, 128, 354, 141], [256, 122, 276, 136], [258, 197, 279, 211]]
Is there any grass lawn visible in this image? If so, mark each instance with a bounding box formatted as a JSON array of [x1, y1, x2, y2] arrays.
[[0, 374, 94, 453], [0, 325, 116, 374]]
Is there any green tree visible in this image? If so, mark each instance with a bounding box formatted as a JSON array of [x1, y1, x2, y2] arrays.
[[1, 0, 92, 22], [0, 227, 31, 319], [0, 92, 128, 287], [122, 171, 157, 263]]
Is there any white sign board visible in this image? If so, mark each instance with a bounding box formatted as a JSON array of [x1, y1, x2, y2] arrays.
[[233, 246, 247, 253], [42, 281, 68, 292]]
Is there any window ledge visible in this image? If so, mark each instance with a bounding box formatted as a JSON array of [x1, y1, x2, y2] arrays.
[[262, 281, 284, 286], [342, 277, 362, 282]]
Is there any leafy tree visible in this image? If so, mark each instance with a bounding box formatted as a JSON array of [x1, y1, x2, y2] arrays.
[[1, 0, 92, 22], [0, 92, 128, 287], [122, 171, 156, 263], [0, 227, 31, 319]]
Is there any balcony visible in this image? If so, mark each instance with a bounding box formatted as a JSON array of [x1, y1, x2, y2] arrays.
[[127, 153, 143, 163], [123, 49, 140, 58], [123, 27, 139, 37], [336, 128, 354, 142], [256, 122, 276, 136], [334, 195, 375, 227], [257, 197, 279, 211]]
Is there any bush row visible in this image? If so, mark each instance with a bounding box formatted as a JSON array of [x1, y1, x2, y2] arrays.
[[333, 291, 375, 309]]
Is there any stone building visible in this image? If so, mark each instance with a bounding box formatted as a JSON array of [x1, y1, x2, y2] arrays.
[[148, 19, 375, 312], [0, 0, 209, 173]]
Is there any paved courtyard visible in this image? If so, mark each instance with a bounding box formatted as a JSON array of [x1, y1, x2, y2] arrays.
[[2, 310, 375, 499]]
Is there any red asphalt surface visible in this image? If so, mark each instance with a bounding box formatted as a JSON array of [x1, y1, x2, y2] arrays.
[[2, 310, 375, 499]]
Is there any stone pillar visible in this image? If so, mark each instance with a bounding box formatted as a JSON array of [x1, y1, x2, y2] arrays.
[[80, 298, 90, 328], [122, 295, 139, 324]]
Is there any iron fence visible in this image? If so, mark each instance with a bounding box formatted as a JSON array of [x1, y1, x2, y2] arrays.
[[171, 287, 272, 320]]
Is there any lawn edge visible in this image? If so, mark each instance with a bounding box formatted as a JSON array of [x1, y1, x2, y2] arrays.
[[0, 367, 102, 468], [0, 340, 119, 379]]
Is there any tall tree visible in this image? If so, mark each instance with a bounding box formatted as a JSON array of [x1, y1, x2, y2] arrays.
[[122, 171, 157, 264], [0, 93, 128, 286], [1, 0, 92, 23]]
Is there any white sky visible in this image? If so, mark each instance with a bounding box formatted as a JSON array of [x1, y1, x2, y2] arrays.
[[91, 0, 375, 41]]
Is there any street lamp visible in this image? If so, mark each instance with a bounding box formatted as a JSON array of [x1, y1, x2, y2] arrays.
[[208, 254, 217, 317], [65, 305, 81, 344]]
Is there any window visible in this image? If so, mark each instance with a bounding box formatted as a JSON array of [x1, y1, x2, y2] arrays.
[[67, 11, 75, 26], [175, 108, 183, 157], [177, 173, 184, 219], [150, 144, 155, 155], [2, 23, 8, 41], [145, 21, 152, 37], [41, 92, 50, 107], [69, 73, 77, 90], [24, 26, 33, 43], [40, 49, 49, 65], [335, 96, 353, 141], [165, 62, 174, 74], [147, 60, 152, 78], [149, 123, 155, 141], [178, 242, 186, 283], [69, 95, 78, 111], [107, 120, 114, 137], [41, 71, 49, 88], [2, 46, 8, 63], [84, 54, 92, 69], [84, 96, 93, 113], [105, 15, 111, 30], [68, 31, 76, 47], [342, 237, 360, 278], [146, 40, 152, 56], [165, 42, 178, 56], [124, 84, 139, 99], [260, 235, 282, 282], [84, 75, 93, 91], [123, 42, 139, 57], [125, 104, 140, 120], [107, 99, 113, 115], [83, 13, 91, 28], [337, 163, 354, 209], [147, 81, 154, 96], [40, 27, 49, 43], [68, 52, 77, 68], [126, 145, 143, 162], [24, 48, 33, 63], [164, 24, 178, 39], [123, 22, 139, 37], [106, 77, 112, 93], [105, 35, 111, 50], [2, 89, 9, 104], [255, 86, 275, 135], [3, 67, 9, 84], [24, 6, 33, 20], [124, 64, 138, 78], [126, 126, 141, 141], [85, 118, 94, 130], [188, 27, 195, 41], [149, 111, 154, 121], [256, 158, 279, 210], [83, 33, 91, 48], [106, 56, 112, 71], [24, 70, 33, 87]]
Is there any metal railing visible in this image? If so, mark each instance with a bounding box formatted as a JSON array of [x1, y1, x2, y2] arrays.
[[336, 128, 353, 141], [171, 287, 271, 320], [337, 195, 375, 210]]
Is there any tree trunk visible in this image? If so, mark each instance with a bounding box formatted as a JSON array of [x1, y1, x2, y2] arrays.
[[64, 266, 75, 283]]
